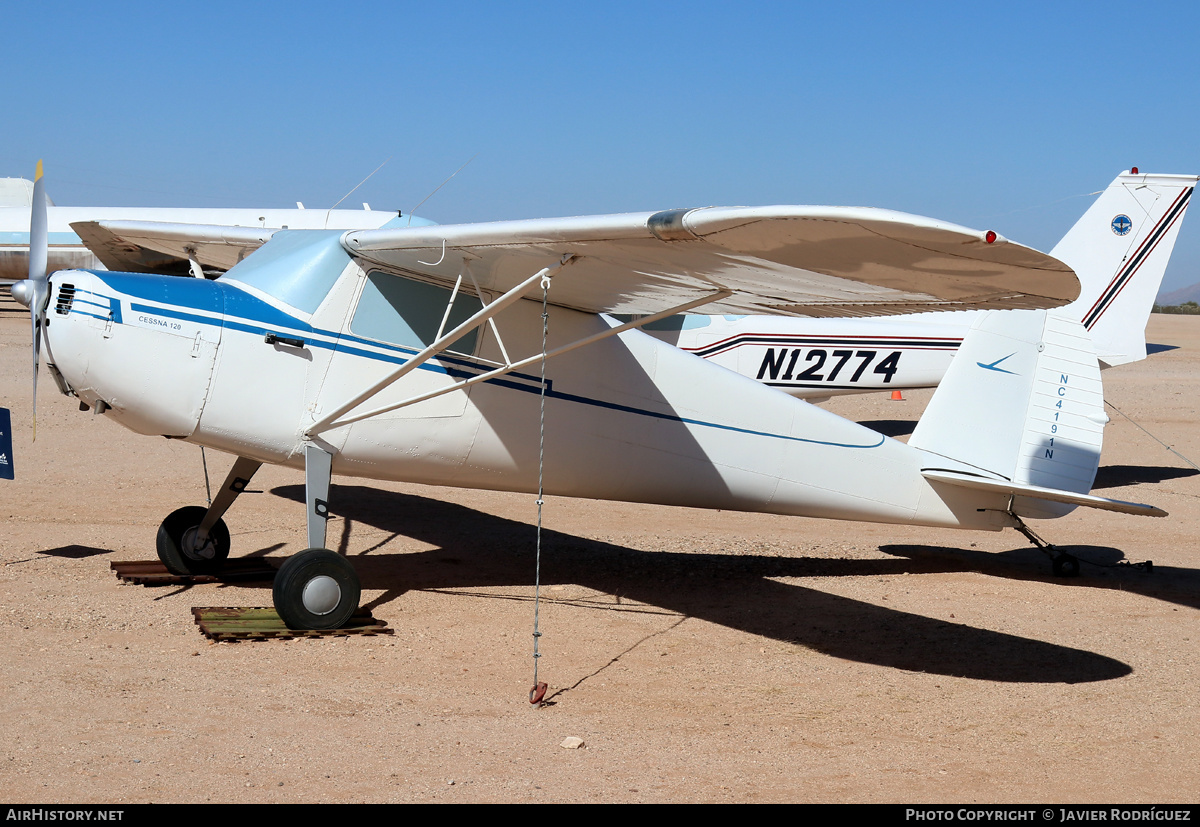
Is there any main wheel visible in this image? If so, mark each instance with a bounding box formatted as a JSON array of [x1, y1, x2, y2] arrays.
[[157, 506, 231, 575], [273, 548, 361, 630]]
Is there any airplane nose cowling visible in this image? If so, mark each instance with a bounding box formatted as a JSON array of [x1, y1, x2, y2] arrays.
[[48, 270, 224, 438]]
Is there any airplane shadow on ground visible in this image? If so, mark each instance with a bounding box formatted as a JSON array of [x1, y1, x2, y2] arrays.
[[880, 540, 1200, 614], [1146, 342, 1180, 355], [268, 484, 1133, 684], [872, 460, 1200, 608], [1092, 464, 1199, 488], [37, 545, 112, 559], [857, 419, 916, 438]]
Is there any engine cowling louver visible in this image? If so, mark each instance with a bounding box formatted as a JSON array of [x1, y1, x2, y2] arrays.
[[55, 284, 76, 316]]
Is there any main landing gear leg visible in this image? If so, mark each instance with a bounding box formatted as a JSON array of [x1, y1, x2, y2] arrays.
[[156, 456, 263, 575], [272, 445, 361, 629], [1009, 512, 1080, 578]]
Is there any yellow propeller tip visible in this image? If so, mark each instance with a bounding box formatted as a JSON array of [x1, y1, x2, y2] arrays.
[[35, 160, 43, 181]]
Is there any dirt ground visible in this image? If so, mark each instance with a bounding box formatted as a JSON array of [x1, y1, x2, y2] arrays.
[[1, 296, 1198, 804]]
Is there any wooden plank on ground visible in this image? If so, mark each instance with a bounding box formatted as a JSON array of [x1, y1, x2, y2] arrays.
[[192, 606, 392, 641], [111, 558, 277, 585]]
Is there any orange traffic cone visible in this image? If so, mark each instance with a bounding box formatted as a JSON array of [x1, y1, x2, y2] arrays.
[[890, 390, 904, 401]]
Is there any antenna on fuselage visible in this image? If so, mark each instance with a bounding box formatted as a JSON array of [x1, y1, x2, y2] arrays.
[[325, 157, 392, 227], [406, 154, 478, 226]]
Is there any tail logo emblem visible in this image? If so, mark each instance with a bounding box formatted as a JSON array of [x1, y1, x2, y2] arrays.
[[1111, 214, 1132, 236], [977, 353, 1018, 375]]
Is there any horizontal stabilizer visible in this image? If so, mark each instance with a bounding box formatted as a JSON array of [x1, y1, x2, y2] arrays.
[[910, 310, 1110, 518], [922, 469, 1166, 517]]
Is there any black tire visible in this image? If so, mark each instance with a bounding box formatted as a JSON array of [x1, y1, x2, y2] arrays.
[[1052, 553, 1081, 578], [273, 548, 360, 630], [156, 506, 230, 575]]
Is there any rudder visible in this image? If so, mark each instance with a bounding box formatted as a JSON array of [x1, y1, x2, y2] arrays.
[[910, 309, 1107, 519]]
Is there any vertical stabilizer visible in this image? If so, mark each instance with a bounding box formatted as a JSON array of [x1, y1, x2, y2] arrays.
[[910, 310, 1106, 519], [0, 178, 36, 208], [1054, 171, 1196, 367]]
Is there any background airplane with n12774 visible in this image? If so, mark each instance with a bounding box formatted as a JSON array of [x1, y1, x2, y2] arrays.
[[8, 164, 1168, 633]]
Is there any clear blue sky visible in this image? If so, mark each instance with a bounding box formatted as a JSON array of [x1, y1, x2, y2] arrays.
[[8, 0, 1200, 291]]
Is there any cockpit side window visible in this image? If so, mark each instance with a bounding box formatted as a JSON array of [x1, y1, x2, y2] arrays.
[[221, 230, 350, 315], [350, 270, 484, 354]]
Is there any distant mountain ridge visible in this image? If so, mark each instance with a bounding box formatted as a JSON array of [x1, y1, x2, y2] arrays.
[[1157, 281, 1200, 306]]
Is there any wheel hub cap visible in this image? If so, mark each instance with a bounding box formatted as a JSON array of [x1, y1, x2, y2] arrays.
[[302, 575, 342, 616], [180, 527, 216, 560]]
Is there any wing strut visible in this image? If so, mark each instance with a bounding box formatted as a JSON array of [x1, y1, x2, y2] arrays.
[[307, 257, 575, 435], [305, 263, 732, 436]]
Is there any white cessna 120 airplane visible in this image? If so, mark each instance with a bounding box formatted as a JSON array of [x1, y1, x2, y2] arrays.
[[9, 164, 1168, 630]]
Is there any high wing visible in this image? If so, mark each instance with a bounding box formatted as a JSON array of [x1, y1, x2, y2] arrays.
[[73, 206, 1078, 317], [71, 220, 278, 274], [343, 206, 1078, 317]]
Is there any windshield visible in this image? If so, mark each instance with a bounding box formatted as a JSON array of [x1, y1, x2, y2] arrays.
[[221, 230, 351, 315]]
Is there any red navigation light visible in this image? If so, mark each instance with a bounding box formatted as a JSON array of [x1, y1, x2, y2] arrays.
[[985, 230, 997, 244], [1131, 167, 1139, 174]]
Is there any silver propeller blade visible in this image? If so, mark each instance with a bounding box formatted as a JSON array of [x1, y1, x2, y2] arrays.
[[26, 161, 49, 441]]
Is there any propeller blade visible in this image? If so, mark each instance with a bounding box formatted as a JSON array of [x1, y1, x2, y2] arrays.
[[28, 160, 48, 442], [31, 309, 40, 442], [29, 160, 47, 282]]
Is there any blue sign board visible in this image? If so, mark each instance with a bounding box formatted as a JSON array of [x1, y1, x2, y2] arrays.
[[0, 408, 12, 480]]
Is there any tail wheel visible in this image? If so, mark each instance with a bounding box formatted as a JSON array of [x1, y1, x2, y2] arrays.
[[1052, 553, 1081, 578], [273, 548, 360, 630], [157, 506, 230, 575]]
